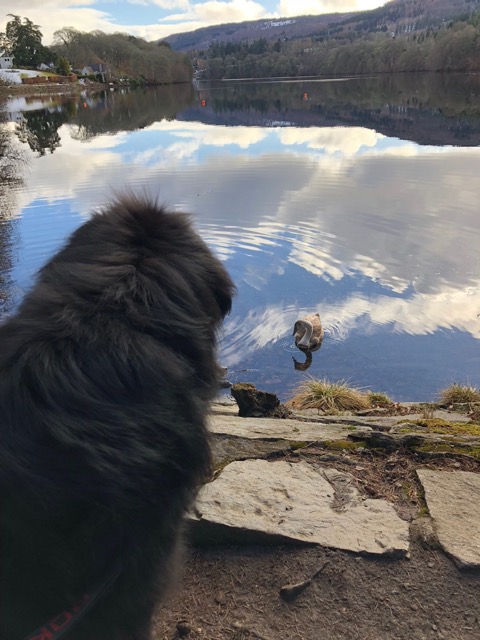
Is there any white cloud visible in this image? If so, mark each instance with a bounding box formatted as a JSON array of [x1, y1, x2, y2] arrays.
[[0, 0, 268, 44], [279, 126, 383, 154], [159, 0, 267, 24], [11, 116, 480, 310], [173, 125, 267, 148], [0, 0, 268, 45], [0, 3, 115, 45], [322, 287, 480, 343], [0, 0, 389, 45], [277, 0, 387, 18], [221, 282, 480, 368], [152, 0, 191, 9]]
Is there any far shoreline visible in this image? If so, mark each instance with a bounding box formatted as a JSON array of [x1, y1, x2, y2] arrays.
[[0, 81, 105, 99]]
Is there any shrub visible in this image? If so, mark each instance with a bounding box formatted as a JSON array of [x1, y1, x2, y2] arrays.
[[56, 56, 71, 76]]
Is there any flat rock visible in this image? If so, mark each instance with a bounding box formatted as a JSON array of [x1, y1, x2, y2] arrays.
[[192, 459, 409, 556], [208, 414, 367, 442], [211, 402, 239, 416], [417, 469, 480, 568]]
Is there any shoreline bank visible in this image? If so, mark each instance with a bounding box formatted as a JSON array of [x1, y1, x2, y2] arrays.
[[0, 81, 106, 99]]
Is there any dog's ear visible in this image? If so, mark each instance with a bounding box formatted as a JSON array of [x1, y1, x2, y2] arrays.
[[207, 259, 235, 321], [213, 278, 234, 319]]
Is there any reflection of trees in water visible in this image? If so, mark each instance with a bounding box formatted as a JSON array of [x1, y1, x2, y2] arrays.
[[0, 214, 15, 317], [203, 73, 480, 117], [186, 73, 480, 146], [69, 84, 195, 140], [0, 114, 26, 317], [16, 108, 69, 156]]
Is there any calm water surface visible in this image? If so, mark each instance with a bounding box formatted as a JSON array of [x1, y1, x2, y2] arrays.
[[1, 73, 479, 401]]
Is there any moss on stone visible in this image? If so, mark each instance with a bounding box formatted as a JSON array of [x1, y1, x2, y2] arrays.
[[322, 439, 363, 451], [415, 442, 480, 459], [402, 418, 480, 437], [289, 441, 309, 451]]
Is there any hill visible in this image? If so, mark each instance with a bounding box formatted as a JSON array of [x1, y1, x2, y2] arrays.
[[164, 0, 480, 51]]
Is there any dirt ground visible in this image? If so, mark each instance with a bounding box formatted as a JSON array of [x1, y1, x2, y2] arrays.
[[153, 447, 480, 640]]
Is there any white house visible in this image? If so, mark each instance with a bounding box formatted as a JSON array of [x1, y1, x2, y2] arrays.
[[0, 52, 14, 69]]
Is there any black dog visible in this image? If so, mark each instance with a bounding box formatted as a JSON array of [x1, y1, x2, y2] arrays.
[[0, 196, 235, 640]]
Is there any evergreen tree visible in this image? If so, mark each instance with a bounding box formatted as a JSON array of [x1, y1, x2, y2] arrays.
[[0, 15, 50, 67], [56, 56, 71, 76]]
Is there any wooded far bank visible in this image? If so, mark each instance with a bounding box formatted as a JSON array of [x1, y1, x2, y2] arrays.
[[195, 13, 480, 80]]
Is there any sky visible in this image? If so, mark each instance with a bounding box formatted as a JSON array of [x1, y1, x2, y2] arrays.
[[0, 0, 388, 46]]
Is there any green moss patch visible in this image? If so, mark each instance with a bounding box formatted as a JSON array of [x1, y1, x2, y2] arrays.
[[322, 439, 363, 451], [415, 442, 480, 459], [402, 418, 480, 437]]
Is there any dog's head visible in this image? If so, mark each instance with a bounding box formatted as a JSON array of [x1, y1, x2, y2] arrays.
[[39, 195, 235, 332]]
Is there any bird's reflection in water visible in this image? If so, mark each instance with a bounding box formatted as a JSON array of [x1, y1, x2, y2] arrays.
[[292, 350, 313, 371]]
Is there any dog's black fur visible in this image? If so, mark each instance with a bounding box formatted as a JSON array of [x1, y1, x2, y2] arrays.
[[0, 196, 235, 640]]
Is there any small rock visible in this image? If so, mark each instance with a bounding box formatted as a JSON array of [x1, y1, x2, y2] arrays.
[[231, 383, 292, 418], [176, 621, 191, 637], [280, 579, 312, 602], [410, 517, 440, 550]]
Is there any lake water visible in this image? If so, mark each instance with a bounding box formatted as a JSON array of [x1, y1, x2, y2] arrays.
[[1, 73, 479, 402]]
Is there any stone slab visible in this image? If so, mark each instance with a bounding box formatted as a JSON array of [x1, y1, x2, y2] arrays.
[[208, 414, 367, 442], [417, 469, 480, 568], [193, 459, 409, 556]]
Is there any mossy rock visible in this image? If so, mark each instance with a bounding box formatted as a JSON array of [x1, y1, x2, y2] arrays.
[[401, 418, 480, 437]]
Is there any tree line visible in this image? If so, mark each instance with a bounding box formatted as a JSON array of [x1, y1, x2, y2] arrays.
[[198, 12, 480, 79], [0, 15, 192, 84]]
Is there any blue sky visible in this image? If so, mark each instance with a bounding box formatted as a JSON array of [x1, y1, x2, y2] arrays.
[[1, 1, 388, 45]]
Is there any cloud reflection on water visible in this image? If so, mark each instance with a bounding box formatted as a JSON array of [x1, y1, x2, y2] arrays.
[[4, 114, 480, 399]]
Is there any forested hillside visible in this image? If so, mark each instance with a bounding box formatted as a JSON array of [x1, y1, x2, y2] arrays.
[[199, 11, 480, 79], [166, 0, 480, 51]]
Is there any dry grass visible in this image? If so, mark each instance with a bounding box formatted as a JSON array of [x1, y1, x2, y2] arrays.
[[421, 403, 436, 420], [367, 391, 394, 408], [438, 384, 480, 405], [288, 378, 371, 413], [469, 406, 480, 422]]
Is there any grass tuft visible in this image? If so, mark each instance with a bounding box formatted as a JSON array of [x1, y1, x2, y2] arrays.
[[438, 384, 480, 405], [367, 392, 394, 408], [288, 378, 371, 413]]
